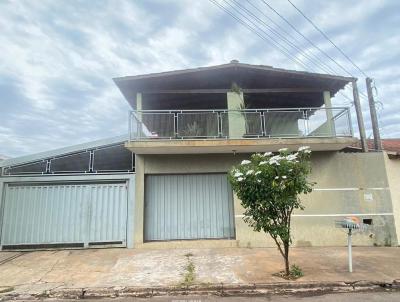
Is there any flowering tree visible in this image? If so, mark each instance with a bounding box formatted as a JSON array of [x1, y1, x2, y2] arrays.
[[228, 146, 314, 277]]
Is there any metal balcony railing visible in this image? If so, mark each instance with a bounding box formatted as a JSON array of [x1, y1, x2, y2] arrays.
[[129, 107, 353, 140]]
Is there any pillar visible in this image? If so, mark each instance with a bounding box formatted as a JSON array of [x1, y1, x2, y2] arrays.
[[135, 93, 143, 137], [227, 91, 246, 138], [352, 80, 368, 152], [366, 77, 382, 151], [323, 91, 335, 136]]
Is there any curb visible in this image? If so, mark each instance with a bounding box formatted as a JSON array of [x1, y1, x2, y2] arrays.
[[1, 280, 399, 300]]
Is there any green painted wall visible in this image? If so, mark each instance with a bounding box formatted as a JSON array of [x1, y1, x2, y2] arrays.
[[134, 151, 397, 248], [384, 153, 400, 246]]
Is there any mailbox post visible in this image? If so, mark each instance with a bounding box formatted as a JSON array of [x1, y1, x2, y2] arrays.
[[347, 228, 353, 272], [335, 217, 368, 273]]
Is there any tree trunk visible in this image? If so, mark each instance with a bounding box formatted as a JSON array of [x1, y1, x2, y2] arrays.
[[284, 241, 290, 276]]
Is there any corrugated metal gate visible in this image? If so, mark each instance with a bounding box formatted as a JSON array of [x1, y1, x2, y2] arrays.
[[144, 174, 235, 241], [0, 182, 128, 249]]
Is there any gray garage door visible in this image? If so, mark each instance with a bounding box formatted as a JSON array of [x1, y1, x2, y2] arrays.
[[144, 174, 235, 241], [0, 182, 127, 249]]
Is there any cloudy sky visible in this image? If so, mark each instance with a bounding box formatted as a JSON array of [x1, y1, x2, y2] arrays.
[[1, 0, 399, 157]]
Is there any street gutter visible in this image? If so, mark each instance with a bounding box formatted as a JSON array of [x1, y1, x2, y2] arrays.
[[1, 280, 399, 300]]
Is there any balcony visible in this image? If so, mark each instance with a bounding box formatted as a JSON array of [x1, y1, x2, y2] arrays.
[[126, 107, 356, 154]]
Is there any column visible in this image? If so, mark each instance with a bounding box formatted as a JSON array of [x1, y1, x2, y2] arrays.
[[227, 91, 246, 138], [323, 91, 335, 136]]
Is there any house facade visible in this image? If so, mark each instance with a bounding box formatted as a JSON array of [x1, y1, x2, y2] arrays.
[[0, 62, 398, 250]]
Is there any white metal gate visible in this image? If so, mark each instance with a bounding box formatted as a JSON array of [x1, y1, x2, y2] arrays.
[[0, 182, 128, 249], [144, 174, 235, 241]]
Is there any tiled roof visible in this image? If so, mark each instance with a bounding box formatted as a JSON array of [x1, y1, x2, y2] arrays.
[[379, 139, 400, 153], [349, 139, 400, 154]]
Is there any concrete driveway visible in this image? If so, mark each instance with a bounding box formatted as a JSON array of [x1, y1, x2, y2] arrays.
[[0, 247, 399, 296]]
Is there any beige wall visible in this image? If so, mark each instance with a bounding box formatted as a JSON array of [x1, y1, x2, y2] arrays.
[[134, 151, 397, 248], [383, 152, 400, 245]]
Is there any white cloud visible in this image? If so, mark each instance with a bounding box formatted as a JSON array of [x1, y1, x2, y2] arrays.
[[0, 0, 399, 157]]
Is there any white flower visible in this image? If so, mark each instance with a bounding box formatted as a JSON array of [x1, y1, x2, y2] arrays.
[[264, 151, 273, 157], [275, 176, 279, 179], [286, 154, 297, 161], [246, 170, 254, 175], [237, 177, 244, 182], [278, 148, 289, 152], [304, 149, 311, 154], [289, 169, 293, 172], [269, 155, 283, 165], [259, 161, 268, 165], [255, 171, 261, 175], [257, 179, 261, 183], [234, 172, 243, 177], [241, 160, 251, 165], [298, 146, 310, 152], [282, 175, 287, 179]]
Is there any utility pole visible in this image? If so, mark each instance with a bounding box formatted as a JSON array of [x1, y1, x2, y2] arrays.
[[366, 78, 382, 151], [352, 80, 368, 152]]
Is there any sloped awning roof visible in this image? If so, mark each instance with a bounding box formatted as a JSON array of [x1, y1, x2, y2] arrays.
[[114, 61, 355, 108], [0, 135, 128, 168]]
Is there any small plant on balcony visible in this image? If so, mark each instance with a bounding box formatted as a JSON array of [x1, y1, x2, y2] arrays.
[[182, 121, 203, 137], [230, 82, 242, 94], [228, 147, 315, 278]]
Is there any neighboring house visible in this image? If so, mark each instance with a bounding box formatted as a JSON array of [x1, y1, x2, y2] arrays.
[[0, 136, 135, 249], [0, 61, 397, 250]]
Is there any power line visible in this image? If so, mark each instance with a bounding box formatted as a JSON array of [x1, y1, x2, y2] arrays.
[[209, 0, 313, 71], [259, 0, 354, 78], [221, 0, 319, 72], [243, 0, 339, 76], [260, 0, 369, 100], [230, 0, 356, 104], [230, 0, 338, 75], [287, 0, 369, 77], [209, 0, 355, 104]]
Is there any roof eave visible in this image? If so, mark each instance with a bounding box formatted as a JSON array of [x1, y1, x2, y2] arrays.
[[113, 62, 356, 84]]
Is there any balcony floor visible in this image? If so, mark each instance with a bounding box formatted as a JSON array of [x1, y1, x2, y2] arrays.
[[125, 137, 357, 154]]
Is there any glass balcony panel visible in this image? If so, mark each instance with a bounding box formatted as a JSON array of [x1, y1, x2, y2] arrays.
[[333, 109, 352, 137], [264, 111, 306, 137], [129, 108, 352, 140], [140, 112, 175, 139], [177, 112, 219, 138], [307, 108, 339, 137], [220, 112, 263, 138]]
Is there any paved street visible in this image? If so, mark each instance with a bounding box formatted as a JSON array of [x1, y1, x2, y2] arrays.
[[55, 291, 400, 301]]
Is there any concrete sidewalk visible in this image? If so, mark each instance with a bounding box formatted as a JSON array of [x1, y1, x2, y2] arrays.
[[0, 247, 399, 299]]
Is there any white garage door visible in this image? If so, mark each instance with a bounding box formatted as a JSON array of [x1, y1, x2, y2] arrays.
[[0, 182, 127, 249], [144, 174, 235, 241]]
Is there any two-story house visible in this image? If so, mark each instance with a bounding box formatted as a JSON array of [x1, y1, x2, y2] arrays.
[[0, 61, 397, 250]]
